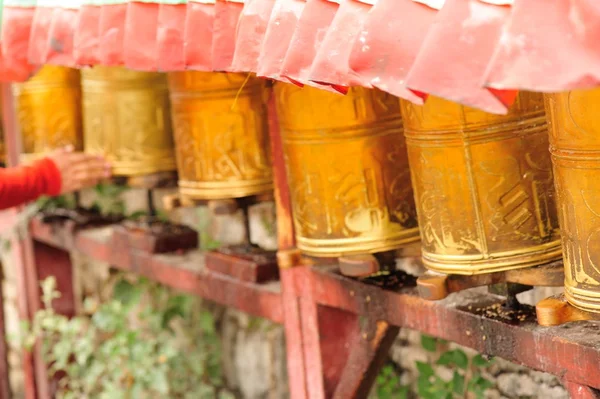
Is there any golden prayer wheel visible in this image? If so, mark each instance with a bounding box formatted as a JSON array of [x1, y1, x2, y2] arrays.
[[401, 94, 561, 275], [275, 83, 419, 257], [81, 66, 176, 177], [13, 66, 83, 163], [545, 90, 600, 313], [168, 71, 273, 200]]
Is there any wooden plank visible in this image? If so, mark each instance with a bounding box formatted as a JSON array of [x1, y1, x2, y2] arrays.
[[30, 220, 284, 324]]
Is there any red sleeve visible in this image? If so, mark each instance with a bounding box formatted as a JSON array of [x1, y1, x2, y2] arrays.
[[0, 158, 62, 210]]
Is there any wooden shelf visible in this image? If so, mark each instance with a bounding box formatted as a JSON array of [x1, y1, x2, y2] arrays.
[[30, 218, 284, 324], [30, 217, 600, 393], [299, 266, 600, 391]]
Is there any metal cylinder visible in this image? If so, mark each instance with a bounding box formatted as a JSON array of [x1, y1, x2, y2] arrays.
[[401, 94, 561, 275], [13, 66, 83, 163], [168, 71, 273, 200], [275, 83, 419, 257], [81, 66, 176, 177], [545, 90, 600, 313]]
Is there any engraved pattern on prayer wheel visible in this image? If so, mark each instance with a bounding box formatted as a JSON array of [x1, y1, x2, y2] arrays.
[[275, 83, 419, 257], [545, 90, 600, 313], [401, 94, 561, 275], [13, 66, 83, 163], [81, 66, 176, 177], [168, 72, 273, 200]]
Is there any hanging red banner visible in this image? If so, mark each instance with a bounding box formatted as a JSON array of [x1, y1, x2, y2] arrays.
[[256, 0, 305, 81], [157, 2, 186, 71], [406, 0, 517, 113], [1, 0, 37, 80], [184, 0, 215, 71], [98, 1, 127, 65], [74, 1, 102, 66], [280, 0, 341, 91], [28, 1, 56, 64], [124, 1, 160, 70], [348, 0, 433, 103], [45, 2, 81, 66], [231, 0, 276, 73], [309, 0, 372, 89], [211, 0, 244, 71], [484, 0, 600, 92]]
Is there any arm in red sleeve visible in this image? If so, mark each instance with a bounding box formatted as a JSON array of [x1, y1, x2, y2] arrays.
[[0, 158, 62, 210]]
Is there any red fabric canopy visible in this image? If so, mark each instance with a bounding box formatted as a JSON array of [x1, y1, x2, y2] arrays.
[[484, 0, 600, 92], [405, 0, 517, 113], [257, 0, 305, 82], [1, 0, 598, 111], [232, 0, 276, 73], [309, 0, 371, 89], [349, 0, 433, 103]]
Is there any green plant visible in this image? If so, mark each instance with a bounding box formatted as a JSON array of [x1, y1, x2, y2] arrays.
[[128, 209, 170, 222], [196, 207, 222, 251], [417, 335, 494, 399], [17, 276, 235, 399], [93, 183, 128, 216], [375, 364, 409, 399], [36, 194, 77, 211]]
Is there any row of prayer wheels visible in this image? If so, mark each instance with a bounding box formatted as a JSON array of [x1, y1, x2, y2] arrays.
[[10, 65, 600, 315], [12, 65, 273, 200]]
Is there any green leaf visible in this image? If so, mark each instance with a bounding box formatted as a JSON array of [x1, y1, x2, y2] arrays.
[[468, 373, 495, 398], [112, 279, 142, 307], [452, 349, 469, 370], [199, 311, 216, 334], [417, 375, 433, 398], [436, 349, 468, 370], [128, 210, 148, 221], [472, 354, 493, 367], [436, 350, 454, 366], [421, 334, 438, 352], [452, 371, 464, 394], [416, 361, 434, 378]]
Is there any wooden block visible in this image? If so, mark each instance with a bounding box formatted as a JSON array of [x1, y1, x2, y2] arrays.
[[417, 273, 450, 300], [536, 294, 596, 326], [339, 254, 381, 278], [277, 249, 303, 269], [207, 199, 239, 215], [162, 193, 182, 211], [206, 245, 279, 283], [124, 171, 178, 189], [505, 261, 564, 287], [114, 220, 198, 254], [39, 207, 124, 229]]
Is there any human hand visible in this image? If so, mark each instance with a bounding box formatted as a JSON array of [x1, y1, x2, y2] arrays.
[[47, 146, 112, 194]]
